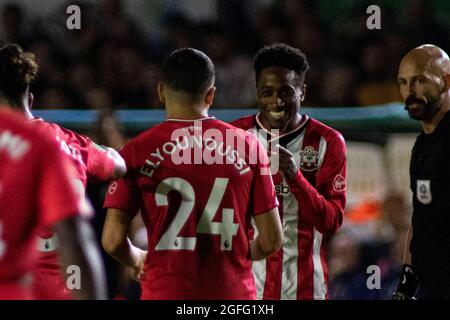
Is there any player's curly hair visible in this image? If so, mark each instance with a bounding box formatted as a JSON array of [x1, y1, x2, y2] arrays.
[[0, 43, 38, 105], [254, 43, 309, 83]]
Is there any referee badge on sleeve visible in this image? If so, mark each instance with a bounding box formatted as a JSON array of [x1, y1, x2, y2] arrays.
[[417, 180, 432, 205]]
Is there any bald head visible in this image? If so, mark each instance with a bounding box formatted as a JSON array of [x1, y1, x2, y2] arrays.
[[400, 45, 450, 78]]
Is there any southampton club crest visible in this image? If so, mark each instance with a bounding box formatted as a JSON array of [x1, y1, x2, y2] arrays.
[[299, 146, 319, 171]]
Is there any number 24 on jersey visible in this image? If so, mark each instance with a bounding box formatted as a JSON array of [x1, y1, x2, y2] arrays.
[[155, 177, 239, 251]]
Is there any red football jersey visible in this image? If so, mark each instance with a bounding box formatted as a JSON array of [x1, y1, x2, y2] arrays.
[[104, 117, 278, 300], [30, 118, 117, 187], [0, 109, 85, 299], [231, 114, 347, 300], [29, 118, 116, 299]]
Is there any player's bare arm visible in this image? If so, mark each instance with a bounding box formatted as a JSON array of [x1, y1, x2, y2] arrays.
[[53, 216, 107, 300], [250, 208, 283, 261], [102, 208, 147, 281]]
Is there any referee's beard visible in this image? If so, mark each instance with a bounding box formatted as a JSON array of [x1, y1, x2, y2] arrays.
[[405, 95, 441, 122]]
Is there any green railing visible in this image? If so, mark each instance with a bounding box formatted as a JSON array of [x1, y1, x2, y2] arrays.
[[33, 102, 420, 133]]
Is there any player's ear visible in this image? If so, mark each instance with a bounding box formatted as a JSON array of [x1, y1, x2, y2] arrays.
[[28, 92, 34, 110], [157, 82, 165, 103], [443, 74, 450, 90], [205, 86, 216, 106], [300, 84, 306, 102]]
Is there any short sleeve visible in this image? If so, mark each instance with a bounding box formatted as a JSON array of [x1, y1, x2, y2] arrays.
[[103, 144, 140, 215], [37, 140, 91, 228], [86, 141, 117, 181], [251, 139, 279, 215]]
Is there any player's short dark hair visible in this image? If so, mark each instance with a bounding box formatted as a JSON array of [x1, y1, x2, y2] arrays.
[[162, 48, 215, 95], [254, 43, 309, 84], [0, 44, 38, 105]]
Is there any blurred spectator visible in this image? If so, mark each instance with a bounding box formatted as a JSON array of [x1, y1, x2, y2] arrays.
[[36, 87, 71, 109], [66, 61, 96, 107], [100, 0, 147, 50], [256, 7, 292, 46], [202, 25, 254, 109], [27, 39, 66, 101], [85, 86, 113, 110], [109, 46, 148, 107], [0, 2, 28, 46], [321, 64, 358, 107], [328, 232, 373, 299], [341, 193, 410, 247], [91, 109, 127, 150], [400, 0, 450, 53], [160, 12, 194, 54], [329, 193, 410, 299], [139, 62, 163, 108], [328, 229, 401, 300], [355, 42, 403, 106], [378, 193, 410, 237]]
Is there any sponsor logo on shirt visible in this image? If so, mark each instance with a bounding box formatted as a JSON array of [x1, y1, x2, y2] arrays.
[[333, 174, 346, 192], [275, 183, 290, 195], [299, 146, 319, 171], [417, 179, 432, 205]]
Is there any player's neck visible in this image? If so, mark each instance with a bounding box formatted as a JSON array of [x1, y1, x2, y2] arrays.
[[4, 103, 34, 120], [166, 105, 209, 120], [283, 114, 303, 134], [264, 113, 303, 135], [21, 107, 34, 120], [15, 105, 34, 120]]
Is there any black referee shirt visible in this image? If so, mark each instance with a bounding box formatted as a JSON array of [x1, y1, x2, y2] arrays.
[[410, 111, 450, 279]]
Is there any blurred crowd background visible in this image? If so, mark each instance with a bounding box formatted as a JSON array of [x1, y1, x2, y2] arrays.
[[2, 0, 449, 300], [2, 0, 450, 110]]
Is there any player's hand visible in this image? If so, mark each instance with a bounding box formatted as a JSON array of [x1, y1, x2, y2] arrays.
[[274, 144, 298, 182], [131, 249, 147, 281], [392, 264, 418, 300]]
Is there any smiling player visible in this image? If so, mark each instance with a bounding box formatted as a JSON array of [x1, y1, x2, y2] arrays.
[[232, 43, 347, 300]]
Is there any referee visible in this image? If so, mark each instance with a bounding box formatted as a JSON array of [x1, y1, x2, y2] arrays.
[[394, 44, 450, 300]]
